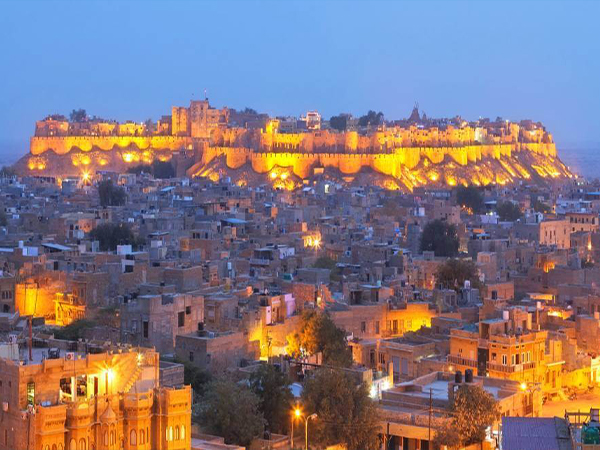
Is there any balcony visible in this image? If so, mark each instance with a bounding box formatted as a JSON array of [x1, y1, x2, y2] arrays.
[[487, 361, 536, 373], [447, 354, 478, 368]]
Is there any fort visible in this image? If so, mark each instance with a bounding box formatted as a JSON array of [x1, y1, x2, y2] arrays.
[[16, 99, 573, 190]]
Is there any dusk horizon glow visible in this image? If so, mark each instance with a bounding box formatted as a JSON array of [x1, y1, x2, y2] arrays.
[[1, 0, 599, 159]]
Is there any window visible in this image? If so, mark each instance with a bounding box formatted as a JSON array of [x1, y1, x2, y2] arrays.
[[178, 312, 185, 327], [175, 426, 180, 440], [27, 382, 35, 406], [186, 306, 191, 315], [375, 321, 380, 335], [511, 354, 516, 365], [189, 351, 194, 362], [130, 430, 137, 446], [143, 321, 149, 338], [361, 322, 366, 333], [140, 429, 145, 445], [502, 354, 508, 365]]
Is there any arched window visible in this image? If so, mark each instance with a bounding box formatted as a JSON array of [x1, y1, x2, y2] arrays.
[[139, 429, 145, 445], [175, 426, 180, 441], [130, 429, 137, 446], [45, 445, 50, 450], [181, 425, 185, 440], [58, 445, 64, 450], [78, 439, 86, 450], [168, 426, 173, 441], [69, 439, 76, 450], [110, 430, 115, 445], [103, 431, 108, 446], [165, 428, 169, 442], [52, 445, 57, 450]]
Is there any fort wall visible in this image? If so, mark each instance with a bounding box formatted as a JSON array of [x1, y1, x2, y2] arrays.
[[199, 143, 557, 179]]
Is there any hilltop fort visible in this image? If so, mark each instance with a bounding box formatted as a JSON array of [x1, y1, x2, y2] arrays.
[[16, 99, 572, 190]]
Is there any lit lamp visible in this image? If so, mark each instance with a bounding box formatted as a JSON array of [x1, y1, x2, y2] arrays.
[[291, 407, 301, 448]]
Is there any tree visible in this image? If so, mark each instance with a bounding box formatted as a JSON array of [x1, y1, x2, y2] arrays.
[[420, 219, 459, 257], [151, 160, 175, 179], [456, 185, 484, 213], [249, 364, 293, 434], [181, 361, 212, 397], [433, 423, 462, 450], [435, 259, 482, 291], [450, 384, 500, 446], [127, 161, 175, 178], [358, 110, 384, 127], [243, 107, 258, 114], [313, 256, 336, 271], [533, 199, 551, 214], [329, 114, 348, 131], [98, 180, 127, 207], [53, 319, 97, 340], [286, 311, 352, 367], [301, 369, 381, 450], [69, 109, 87, 122], [0, 210, 6, 227], [195, 379, 265, 446], [496, 201, 522, 222], [89, 223, 139, 251]]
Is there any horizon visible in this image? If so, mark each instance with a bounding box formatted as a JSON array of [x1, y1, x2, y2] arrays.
[[1, 0, 600, 162]]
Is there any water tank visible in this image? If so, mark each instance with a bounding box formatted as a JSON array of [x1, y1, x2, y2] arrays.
[[465, 369, 474, 383], [455, 371, 463, 384], [582, 426, 600, 444]]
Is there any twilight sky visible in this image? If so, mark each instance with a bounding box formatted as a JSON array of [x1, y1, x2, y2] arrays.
[[1, 0, 599, 161]]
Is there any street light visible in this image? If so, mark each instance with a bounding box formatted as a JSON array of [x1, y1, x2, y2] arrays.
[[291, 407, 301, 449], [304, 413, 317, 450]]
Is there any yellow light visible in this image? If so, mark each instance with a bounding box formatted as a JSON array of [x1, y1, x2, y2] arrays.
[[82, 171, 90, 182], [520, 382, 527, 391], [281, 173, 288, 180], [294, 408, 301, 418], [270, 172, 277, 179], [106, 368, 115, 383], [588, 242, 592, 251], [137, 353, 144, 365]]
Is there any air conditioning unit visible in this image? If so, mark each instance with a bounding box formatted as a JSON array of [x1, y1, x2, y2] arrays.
[[8, 335, 17, 344], [2, 402, 8, 412], [65, 352, 75, 361]]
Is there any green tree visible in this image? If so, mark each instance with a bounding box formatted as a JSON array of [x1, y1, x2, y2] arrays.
[[126, 164, 152, 175], [329, 114, 348, 131], [456, 185, 484, 213], [533, 199, 551, 214], [243, 107, 258, 114], [420, 219, 459, 257], [69, 109, 87, 122], [450, 384, 500, 446], [195, 379, 265, 446], [358, 110, 384, 127], [53, 319, 97, 340], [89, 223, 139, 251], [182, 361, 212, 397], [98, 180, 127, 207], [249, 364, 293, 434], [301, 369, 381, 450], [313, 256, 336, 271], [435, 258, 482, 291], [151, 160, 176, 179], [286, 310, 352, 367], [433, 423, 462, 450], [496, 201, 522, 222]]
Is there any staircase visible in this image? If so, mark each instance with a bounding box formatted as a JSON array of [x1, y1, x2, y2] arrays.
[[123, 365, 142, 393]]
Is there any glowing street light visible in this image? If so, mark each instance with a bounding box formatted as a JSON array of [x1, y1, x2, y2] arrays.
[[291, 407, 302, 448]]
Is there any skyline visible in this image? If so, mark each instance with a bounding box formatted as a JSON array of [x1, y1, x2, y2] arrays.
[[1, 0, 599, 160]]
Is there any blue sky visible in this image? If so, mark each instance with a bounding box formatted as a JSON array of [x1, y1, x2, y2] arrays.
[[1, 0, 599, 161]]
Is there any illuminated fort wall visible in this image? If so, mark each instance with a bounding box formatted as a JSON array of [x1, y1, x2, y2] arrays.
[[199, 142, 557, 179]]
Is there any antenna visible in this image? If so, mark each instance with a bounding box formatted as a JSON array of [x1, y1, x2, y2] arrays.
[[204, 89, 207, 101]]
